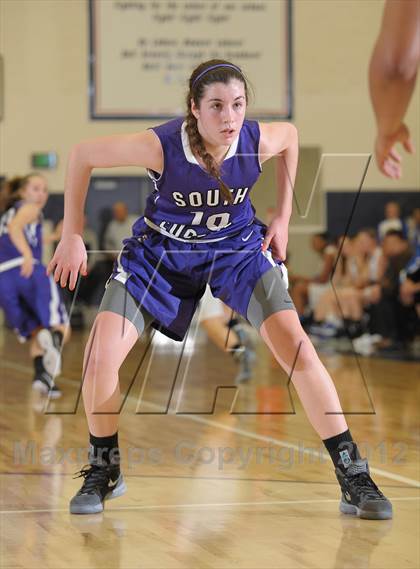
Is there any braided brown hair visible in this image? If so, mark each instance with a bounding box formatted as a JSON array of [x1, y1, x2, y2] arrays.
[[185, 60, 250, 204]]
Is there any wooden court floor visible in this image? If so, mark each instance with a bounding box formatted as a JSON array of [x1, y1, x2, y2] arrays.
[[1, 322, 419, 569]]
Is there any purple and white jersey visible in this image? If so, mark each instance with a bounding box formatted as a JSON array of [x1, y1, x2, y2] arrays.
[[0, 201, 43, 266], [138, 117, 262, 242]]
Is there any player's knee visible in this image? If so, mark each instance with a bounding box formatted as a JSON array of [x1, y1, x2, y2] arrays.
[[291, 338, 318, 371], [83, 332, 121, 376], [270, 334, 316, 372], [83, 343, 119, 377]]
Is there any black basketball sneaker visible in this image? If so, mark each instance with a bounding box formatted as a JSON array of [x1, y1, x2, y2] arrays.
[[70, 460, 126, 515], [335, 459, 393, 520], [32, 370, 62, 399]]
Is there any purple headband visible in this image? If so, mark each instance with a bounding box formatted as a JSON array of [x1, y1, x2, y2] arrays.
[[192, 64, 243, 88]]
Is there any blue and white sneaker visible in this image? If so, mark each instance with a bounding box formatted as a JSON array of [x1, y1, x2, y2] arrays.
[[37, 329, 62, 377]]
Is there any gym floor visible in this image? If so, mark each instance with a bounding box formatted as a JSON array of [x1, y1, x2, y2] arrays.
[[1, 322, 419, 569]]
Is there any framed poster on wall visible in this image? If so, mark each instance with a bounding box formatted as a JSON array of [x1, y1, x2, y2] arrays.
[[89, 0, 293, 120]]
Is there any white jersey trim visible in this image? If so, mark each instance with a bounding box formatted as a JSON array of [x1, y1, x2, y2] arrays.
[[0, 257, 25, 273], [181, 121, 239, 165], [144, 217, 229, 243], [0, 257, 41, 273], [48, 275, 61, 326], [114, 248, 130, 284]]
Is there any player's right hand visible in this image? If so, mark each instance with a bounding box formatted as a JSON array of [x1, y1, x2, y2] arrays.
[[47, 234, 88, 290], [375, 123, 415, 179]]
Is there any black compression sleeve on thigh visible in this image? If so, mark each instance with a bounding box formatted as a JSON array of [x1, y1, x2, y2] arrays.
[[98, 279, 155, 337]]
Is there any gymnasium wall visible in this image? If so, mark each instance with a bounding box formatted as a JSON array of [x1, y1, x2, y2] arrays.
[[1, 0, 419, 189], [0, 0, 418, 276]]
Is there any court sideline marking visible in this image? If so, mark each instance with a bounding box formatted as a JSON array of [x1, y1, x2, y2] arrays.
[[2, 358, 420, 489], [1, 495, 419, 515]]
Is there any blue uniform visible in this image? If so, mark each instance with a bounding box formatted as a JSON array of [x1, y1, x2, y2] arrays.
[[141, 117, 261, 241], [0, 201, 43, 264], [111, 117, 288, 341], [0, 201, 68, 340], [404, 227, 420, 304]]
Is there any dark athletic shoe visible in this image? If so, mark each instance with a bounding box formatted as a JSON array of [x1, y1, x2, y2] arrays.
[[308, 322, 338, 339], [70, 463, 126, 515], [32, 371, 62, 399], [335, 459, 393, 520]]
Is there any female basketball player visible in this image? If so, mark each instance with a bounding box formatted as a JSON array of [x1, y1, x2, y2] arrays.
[[48, 60, 392, 519], [0, 174, 69, 398]]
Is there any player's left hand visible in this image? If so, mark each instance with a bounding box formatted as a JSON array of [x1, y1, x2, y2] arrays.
[[375, 123, 415, 179], [20, 254, 34, 278], [261, 216, 288, 261]]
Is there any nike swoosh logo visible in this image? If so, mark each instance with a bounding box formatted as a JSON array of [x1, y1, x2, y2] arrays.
[[241, 231, 253, 242]]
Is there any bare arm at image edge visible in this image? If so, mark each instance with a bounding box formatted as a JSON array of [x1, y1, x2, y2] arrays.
[[369, 0, 420, 179]]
